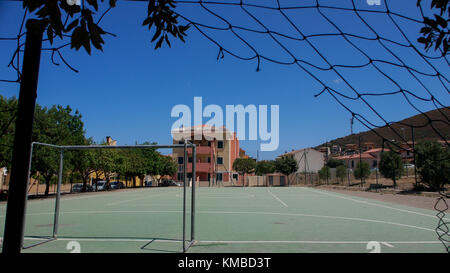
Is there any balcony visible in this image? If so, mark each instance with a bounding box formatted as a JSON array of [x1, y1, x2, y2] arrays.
[[187, 146, 213, 155], [187, 162, 211, 173]]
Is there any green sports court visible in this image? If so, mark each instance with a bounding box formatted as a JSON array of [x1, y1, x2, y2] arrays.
[[0, 186, 447, 253]]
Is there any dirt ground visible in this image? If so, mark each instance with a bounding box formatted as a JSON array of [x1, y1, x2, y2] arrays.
[[311, 185, 449, 211]]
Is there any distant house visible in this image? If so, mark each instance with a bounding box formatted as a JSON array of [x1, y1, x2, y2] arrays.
[[362, 142, 376, 152], [331, 145, 341, 155], [336, 148, 388, 170], [279, 148, 325, 173], [318, 146, 330, 158]]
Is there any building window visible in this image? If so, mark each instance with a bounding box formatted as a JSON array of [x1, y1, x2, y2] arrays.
[[177, 173, 184, 181], [217, 157, 223, 164], [178, 141, 184, 144], [217, 141, 224, 149], [208, 141, 211, 147], [208, 157, 211, 163], [188, 157, 193, 163], [178, 157, 183, 164], [217, 173, 223, 181]]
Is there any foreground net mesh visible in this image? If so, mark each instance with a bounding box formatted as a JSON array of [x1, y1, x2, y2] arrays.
[[0, 0, 449, 252]]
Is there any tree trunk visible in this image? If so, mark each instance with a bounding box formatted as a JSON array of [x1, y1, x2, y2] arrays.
[[82, 176, 88, 192], [44, 175, 52, 196]]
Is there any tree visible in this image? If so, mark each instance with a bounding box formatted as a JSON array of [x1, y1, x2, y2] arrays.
[[274, 155, 298, 186], [416, 0, 449, 55], [336, 165, 347, 184], [379, 150, 403, 188], [232, 158, 256, 187], [318, 166, 331, 182], [326, 158, 344, 168], [91, 142, 117, 188], [157, 155, 178, 179], [19, 0, 189, 56], [255, 160, 275, 176], [31, 104, 86, 195], [0, 96, 18, 169], [415, 140, 450, 191], [69, 137, 96, 191], [353, 161, 370, 181], [135, 141, 160, 186]]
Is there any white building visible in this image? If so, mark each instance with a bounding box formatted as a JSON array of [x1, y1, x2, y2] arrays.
[[279, 148, 325, 173]]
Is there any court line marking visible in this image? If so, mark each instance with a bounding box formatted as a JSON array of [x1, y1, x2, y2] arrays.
[[381, 242, 394, 248], [303, 187, 450, 220], [267, 189, 288, 207], [22, 237, 181, 243], [196, 240, 441, 244], [19, 237, 442, 245], [199, 195, 255, 199], [0, 188, 158, 207], [106, 193, 168, 206], [12, 209, 435, 232]]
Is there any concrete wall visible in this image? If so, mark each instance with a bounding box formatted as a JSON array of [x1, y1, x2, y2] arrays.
[[292, 148, 325, 173]]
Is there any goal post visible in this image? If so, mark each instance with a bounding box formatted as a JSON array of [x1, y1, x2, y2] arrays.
[[21, 141, 196, 252]]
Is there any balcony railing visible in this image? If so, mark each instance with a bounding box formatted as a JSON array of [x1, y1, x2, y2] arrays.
[[186, 146, 213, 155], [187, 162, 211, 173]]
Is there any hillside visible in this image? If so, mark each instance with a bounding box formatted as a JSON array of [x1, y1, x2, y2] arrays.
[[317, 108, 450, 149]]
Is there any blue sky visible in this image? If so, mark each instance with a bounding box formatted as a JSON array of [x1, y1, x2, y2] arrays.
[[0, 0, 448, 160]]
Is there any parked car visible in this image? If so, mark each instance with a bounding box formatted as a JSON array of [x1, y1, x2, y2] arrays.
[[72, 183, 83, 192], [159, 179, 181, 187], [144, 180, 155, 187], [72, 183, 92, 192], [403, 164, 415, 169], [93, 181, 110, 191], [110, 181, 125, 190]]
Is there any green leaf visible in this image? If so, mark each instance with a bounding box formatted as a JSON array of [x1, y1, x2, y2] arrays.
[[155, 36, 164, 49], [164, 34, 171, 47], [434, 14, 448, 28], [86, 0, 99, 11], [142, 16, 153, 26], [47, 27, 54, 45], [66, 19, 79, 32], [151, 28, 162, 42]]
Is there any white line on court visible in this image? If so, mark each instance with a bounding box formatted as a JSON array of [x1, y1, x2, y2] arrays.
[[267, 189, 288, 207], [22, 237, 181, 243], [381, 242, 394, 248], [12, 209, 435, 232], [303, 187, 450, 220], [106, 193, 168, 206], [20, 237, 442, 245], [196, 240, 442, 245]]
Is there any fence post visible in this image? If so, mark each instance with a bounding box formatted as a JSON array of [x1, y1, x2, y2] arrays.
[[191, 144, 196, 242], [53, 149, 64, 238]]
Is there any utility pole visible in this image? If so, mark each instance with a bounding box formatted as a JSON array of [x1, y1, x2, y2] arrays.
[[2, 19, 46, 254], [325, 141, 329, 185], [359, 135, 363, 187], [411, 127, 418, 187]]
